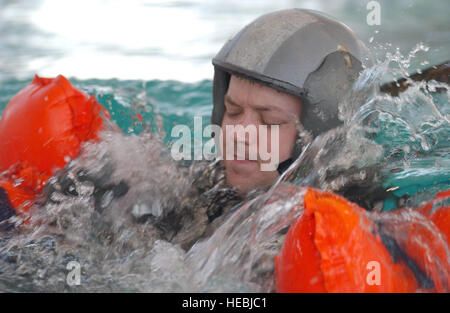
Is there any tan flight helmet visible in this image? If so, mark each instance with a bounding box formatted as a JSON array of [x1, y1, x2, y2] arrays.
[[211, 9, 373, 173]]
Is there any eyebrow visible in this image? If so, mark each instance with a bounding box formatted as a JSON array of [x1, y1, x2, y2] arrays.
[[224, 94, 240, 107], [224, 94, 274, 112]]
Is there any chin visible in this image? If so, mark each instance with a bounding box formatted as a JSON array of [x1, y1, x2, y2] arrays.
[[225, 168, 278, 194]]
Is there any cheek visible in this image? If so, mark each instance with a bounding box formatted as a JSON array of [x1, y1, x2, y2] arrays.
[[221, 124, 231, 157], [221, 118, 230, 154], [276, 126, 297, 159]]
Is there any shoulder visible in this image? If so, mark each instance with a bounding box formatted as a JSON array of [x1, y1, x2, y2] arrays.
[[181, 159, 226, 194]]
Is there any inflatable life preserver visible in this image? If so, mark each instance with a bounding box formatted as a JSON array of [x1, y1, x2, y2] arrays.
[[275, 187, 450, 293], [417, 190, 450, 242], [0, 75, 109, 217]]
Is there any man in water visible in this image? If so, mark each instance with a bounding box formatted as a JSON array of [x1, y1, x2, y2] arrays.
[[1, 9, 372, 250], [166, 8, 373, 248]]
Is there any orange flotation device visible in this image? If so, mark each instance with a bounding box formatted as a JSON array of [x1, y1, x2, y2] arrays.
[[417, 190, 450, 242], [275, 187, 450, 293], [0, 75, 109, 217]]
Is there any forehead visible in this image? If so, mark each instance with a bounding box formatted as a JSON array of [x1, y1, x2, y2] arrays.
[[226, 75, 302, 113]]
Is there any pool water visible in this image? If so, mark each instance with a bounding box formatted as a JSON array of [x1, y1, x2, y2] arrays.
[[0, 0, 449, 292]]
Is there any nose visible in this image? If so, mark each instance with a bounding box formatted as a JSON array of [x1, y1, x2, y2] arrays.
[[231, 110, 261, 161], [234, 110, 259, 144]]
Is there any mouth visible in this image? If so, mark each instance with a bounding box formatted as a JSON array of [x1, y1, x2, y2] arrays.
[[232, 159, 254, 164]]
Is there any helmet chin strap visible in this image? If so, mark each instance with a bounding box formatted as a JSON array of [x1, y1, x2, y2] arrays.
[[277, 134, 305, 175], [277, 157, 294, 175]]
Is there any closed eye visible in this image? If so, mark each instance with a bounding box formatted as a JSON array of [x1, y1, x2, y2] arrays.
[[262, 117, 288, 126], [224, 100, 242, 116], [225, 105, 241, 116]]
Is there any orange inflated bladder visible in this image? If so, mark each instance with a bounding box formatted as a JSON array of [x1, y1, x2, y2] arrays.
[[275, 187, 450, 293], [0, 74, 109, 216]]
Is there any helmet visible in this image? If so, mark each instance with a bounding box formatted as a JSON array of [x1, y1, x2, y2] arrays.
[[211, 9, 373, 173]]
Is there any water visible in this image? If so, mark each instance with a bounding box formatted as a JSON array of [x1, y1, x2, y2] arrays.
[[0, 45, 448, 292], [1, 0, 449, 82], [281, 46, 449, 209], [0, 0, 449, 292], [184, 48, 449, 292]]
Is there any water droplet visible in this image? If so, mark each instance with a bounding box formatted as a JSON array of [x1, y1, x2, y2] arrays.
[[403, 145, 410, 154]]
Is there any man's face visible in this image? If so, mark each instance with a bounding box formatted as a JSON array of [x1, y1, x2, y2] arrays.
[[221, 75, 302, 194]]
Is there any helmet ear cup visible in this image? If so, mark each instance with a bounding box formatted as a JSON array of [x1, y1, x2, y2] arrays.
[[301, 51, 364, 138]]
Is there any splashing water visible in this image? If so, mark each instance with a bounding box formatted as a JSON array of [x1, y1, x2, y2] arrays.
[[181, 45, 449, 292], [0, 45, 448, 292], [280, 44, 449, 209]]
